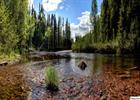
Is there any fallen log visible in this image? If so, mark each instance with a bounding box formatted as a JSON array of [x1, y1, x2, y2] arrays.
[[0, 61, 8, 66]]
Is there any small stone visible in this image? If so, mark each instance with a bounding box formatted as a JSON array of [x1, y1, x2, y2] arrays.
[[68, 77, 74, 80], [100, 95, 108, 100], [82, 92, 88, 97], [77, 79, 84, 83], [39, 80, 44, 84]]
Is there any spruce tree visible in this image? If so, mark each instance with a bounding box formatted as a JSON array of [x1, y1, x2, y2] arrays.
[[100, 0, 110, 41], [65, 19, 71, 49], [0, 1, 18, 54], [57, 16, 62, 49], [110, 0, 120, 39], [90, 0, 98, 42]]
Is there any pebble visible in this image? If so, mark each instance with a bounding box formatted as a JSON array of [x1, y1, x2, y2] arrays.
[[67, 77, 74, 81], [100, 94, 108, 100], [39, 80, 44, 84]]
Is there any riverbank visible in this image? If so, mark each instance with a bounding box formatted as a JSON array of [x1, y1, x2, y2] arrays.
[[0, 64, 28, 99], [0, 50, 72, 66], [0, 52, 21, 66], [72, 41, 140, 54], [72, 47, 140, 55]]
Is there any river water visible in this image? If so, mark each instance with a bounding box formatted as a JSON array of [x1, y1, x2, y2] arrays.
[[25, 52, 140, 99]]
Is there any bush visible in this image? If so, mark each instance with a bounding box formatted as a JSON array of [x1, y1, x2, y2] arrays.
[[45, 66, 59, 91]]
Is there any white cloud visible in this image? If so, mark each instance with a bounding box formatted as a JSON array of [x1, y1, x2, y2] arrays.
[[42, 0, 63, 12], [28, 0, 34, 9], [71, 11, 91, 38], [59, 6, 64, 10]]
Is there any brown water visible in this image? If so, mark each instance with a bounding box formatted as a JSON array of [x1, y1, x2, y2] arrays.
[[24, 53, 140, 99]]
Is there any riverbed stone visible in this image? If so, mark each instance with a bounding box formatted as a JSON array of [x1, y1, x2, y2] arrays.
[[78, 61, 87, 70], [100, 94, 108, 100]]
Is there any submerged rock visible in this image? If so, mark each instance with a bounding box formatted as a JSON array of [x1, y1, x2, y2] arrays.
[[78, 61, 87, 70]]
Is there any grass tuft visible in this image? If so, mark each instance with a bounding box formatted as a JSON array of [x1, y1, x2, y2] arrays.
[[45, 66, 59, 91]]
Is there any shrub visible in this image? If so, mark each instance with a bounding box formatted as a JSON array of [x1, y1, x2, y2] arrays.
[[45, 66, 59, 91]]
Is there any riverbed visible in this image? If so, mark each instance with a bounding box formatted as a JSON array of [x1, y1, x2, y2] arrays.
[[0, 52, 140, 99]]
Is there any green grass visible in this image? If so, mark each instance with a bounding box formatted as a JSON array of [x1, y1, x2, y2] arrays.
[[0, 52, 20, 62], [45, 66, 59, 91]]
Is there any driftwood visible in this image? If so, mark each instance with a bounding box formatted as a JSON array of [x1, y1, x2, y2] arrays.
[[0, 61, 8, 66]]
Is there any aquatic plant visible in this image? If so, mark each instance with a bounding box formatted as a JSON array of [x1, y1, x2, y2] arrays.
[[45, 66, 59, 91]]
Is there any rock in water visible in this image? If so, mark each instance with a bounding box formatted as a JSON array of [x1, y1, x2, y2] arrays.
[[78, 61, 87, 70]]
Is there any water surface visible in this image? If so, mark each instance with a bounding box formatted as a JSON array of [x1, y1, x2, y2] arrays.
[[26, 53, 140, 99]]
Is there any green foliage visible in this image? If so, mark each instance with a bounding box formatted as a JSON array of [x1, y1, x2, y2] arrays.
[[8, 0, 29, 53], [90, 0, 97, 27], [45, 66, 59, 91], [0, 0, 72, 61], [0, 52, 20, 62], [90, 0, 98, 42], [73, 0, 140, 54], [31, 5, 72, 51], [64, 19, 72, 49], [0, 0, 30, 55], [0, 1, 18, 54]]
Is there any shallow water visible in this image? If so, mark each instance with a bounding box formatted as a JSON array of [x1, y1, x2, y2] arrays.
[[25, 53, 140, 99]]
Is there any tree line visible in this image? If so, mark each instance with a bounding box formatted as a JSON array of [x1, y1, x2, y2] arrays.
[[0, 0, 29, 55], [31, 5, 72, 51], [72, 0, 140, 54], [0, 0, 72, 56]]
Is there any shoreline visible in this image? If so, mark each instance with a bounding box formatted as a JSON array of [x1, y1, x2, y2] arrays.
[[72, 48, 140, 55]]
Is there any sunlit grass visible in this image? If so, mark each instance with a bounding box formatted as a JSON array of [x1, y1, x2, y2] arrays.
[[0, 52, 20, 62], [45, 66, 59, 91]]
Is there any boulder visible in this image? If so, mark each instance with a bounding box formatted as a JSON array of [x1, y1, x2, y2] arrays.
[[78, 61, 87, 70]]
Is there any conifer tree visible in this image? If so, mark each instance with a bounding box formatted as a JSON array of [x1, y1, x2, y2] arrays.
[[0, 1, 17, 54], [90, 0, 98, 42]]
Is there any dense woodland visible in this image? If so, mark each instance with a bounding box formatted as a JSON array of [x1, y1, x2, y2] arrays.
[[0, 0, 72, 57], [72, 0, 140, 54], [31, 5, 72, 51], [1, 0, 140, 58]]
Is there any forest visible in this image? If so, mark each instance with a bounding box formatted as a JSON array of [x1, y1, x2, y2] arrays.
[[72, 0, 140, 54], [0, 0, 72, 60], [1, 0, 140, 57]]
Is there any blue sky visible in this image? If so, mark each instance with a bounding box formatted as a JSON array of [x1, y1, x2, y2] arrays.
[[29, 0, 102, 38]]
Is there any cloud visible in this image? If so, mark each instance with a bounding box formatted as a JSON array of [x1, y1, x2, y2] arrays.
[[28, 0, 34, 9], [59, 6, 64, 10], [71, 11, 91, 38], [42, 0, 63, 12]]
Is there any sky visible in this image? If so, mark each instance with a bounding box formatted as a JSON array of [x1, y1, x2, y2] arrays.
[[28, 0, 102, 38]]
